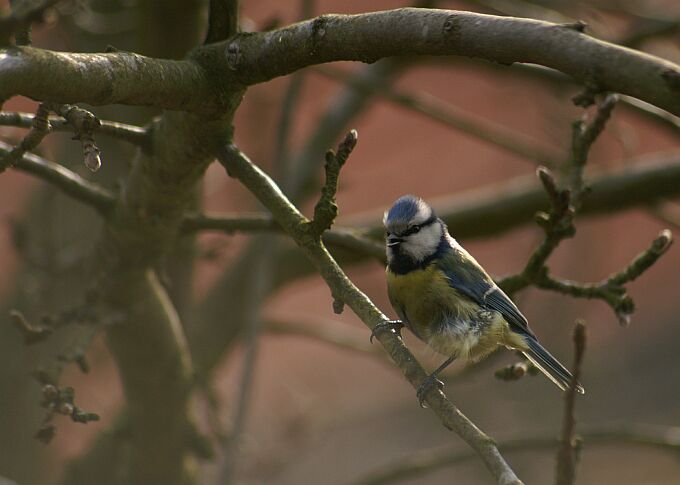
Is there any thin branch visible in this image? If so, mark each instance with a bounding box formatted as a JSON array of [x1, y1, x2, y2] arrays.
[[0, 102, 50, 171], [223, 8, 680, 116], [0, 140, 115, 213], [217, 142, 523, 485], [204, 0, 239, 44], [264, 316, 387, 360], [311, 129, 358, 237], [556, 321, 586, 485], [352, 423, 680, 485], [314, 65, 562, 165], [496, 97, 672, 325], [0, 111, 149, 147]]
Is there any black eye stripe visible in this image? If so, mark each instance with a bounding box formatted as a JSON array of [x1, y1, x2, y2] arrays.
[[397, 214, 437, 237]]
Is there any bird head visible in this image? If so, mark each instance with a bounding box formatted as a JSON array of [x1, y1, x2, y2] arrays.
[[383, 195, 444, 263]]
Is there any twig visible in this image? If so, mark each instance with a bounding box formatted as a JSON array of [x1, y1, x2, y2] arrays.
[[285, 59, 405, 201], [535, 229, 672, 326], [45, 103, 102, 171], [555, 321, 586, 485], [0, 103, 50, 171], [569, 94, 618, 204], [311, 129, 358, 237], [9, 309, 52, 344], [496, 95, 671, 326], [352, 423, 680, 485], [217, 140, 523, 485], [0, 111, 149, 147], [0, 140, 115, 213], [314, 65, 561, 166], [11, 299, 110, 443]]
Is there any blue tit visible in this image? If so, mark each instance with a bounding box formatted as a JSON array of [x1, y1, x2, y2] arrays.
[[377, 195, 584, 404]]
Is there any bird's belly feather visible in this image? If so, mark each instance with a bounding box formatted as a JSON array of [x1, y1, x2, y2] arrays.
[[387, 265, 519, 361]]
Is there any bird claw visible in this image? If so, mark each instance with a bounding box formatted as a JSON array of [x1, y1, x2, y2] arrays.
[[370, 320, 404, 343], [416, 374, 445, 408]]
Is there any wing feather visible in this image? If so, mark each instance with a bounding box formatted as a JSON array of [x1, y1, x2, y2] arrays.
[[437, 247, 534, 337]]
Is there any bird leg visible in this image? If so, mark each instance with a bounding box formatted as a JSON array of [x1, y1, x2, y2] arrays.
[[417, 355, 456, 407], [370, 319, 404, 343]]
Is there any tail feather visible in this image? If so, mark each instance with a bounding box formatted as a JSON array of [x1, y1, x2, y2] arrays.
[[522, 338, 585, 394]]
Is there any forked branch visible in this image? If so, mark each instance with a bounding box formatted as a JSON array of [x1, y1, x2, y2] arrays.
[[218, 138, 523, 485]]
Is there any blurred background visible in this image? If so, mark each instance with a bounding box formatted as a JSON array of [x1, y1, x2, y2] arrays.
[[1, 0, 679, 484]]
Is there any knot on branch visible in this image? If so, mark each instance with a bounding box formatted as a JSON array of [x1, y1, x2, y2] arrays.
[[35, 384, 100, 444], [311, 129, 358, 237], [495, 361, 532, 381], [46, 103, 103, 171]]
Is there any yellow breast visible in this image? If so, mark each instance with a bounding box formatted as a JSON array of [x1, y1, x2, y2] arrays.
[[386, 264, 519, 360], [386, 264, 478, 339]]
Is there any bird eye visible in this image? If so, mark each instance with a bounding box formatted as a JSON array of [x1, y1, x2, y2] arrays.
[[412, 225, 421, 233]]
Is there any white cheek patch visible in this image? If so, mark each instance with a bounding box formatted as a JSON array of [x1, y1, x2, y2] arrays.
[[402, 223, 441, 261]]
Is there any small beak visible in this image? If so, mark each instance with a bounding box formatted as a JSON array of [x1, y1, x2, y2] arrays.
[[387, 236, 403, 247]]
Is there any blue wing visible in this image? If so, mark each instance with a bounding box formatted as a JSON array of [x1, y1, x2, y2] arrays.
[[437, 246, 535, 338]]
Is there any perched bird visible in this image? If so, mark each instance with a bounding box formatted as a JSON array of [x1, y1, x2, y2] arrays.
[[376, 195, 584, 404]]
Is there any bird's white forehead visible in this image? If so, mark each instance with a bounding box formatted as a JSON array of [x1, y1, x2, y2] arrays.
[[411, 200, 432, 224]]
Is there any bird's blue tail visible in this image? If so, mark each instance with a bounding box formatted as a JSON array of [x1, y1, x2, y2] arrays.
[[522, 337, 585, 394]]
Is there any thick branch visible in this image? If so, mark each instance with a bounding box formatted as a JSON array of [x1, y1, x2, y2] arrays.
[[0, 46, 231, 114], [218, 144, 522, 485], [225, 8, 680, 115], [0, 140, 115, 212]]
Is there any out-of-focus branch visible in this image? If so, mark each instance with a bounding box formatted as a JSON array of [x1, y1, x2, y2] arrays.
[[1, 0, 61, 45], [0, 111, 149, 147], [0, 140, 115, 213], [218, 140, 523, 485], [315, 65, 561, 165], [182, 213, 385, 261], [204, 0, 239, 44], [352, 423, 680, 485], [264, 316, 386, 360], [555, 321, 586, 485]]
